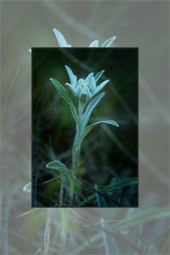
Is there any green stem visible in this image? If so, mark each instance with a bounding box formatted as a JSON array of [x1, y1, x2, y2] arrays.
[[72, 146, 80, 177], [72, 100, 84, 177]]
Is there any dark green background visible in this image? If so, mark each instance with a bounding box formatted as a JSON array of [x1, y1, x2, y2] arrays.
[[32, 48, 138, 207]]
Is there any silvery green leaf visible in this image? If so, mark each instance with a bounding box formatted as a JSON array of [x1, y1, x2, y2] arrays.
[[85, 72, 94, 83], [101, 36, 116, 47], [75, 86, 82, 98], [95, 80, 110, 94], [65, 65, 77, 84], [46, 160, 69, 172], [89, 40, 99, 47], [50, 78, 77, 121], [23, 182, 31, 193], [91, 77, 97, 92], [72, 77, 78, 88], [76, 119, 119, 149], [81, 92, 105, 130], [95, 70, 105, 82], [53, 28, 71, 47]]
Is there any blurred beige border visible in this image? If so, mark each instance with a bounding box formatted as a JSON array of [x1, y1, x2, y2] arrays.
[[1, 1, 169, 254]]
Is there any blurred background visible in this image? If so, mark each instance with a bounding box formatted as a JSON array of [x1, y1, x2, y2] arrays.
[[32, 48, 138, 207], [1, 1, 169, 254]]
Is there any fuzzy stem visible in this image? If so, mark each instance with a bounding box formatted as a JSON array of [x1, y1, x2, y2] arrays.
[[72, 100, 84, 177], [72, 147, 80, 177]]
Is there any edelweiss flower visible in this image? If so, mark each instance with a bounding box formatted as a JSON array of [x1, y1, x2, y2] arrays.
[[65, 65, 109, 101], [53, 28, 116, 47]]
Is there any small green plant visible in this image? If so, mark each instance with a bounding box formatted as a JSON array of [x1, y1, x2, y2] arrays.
[[46, 65, 119, 205]]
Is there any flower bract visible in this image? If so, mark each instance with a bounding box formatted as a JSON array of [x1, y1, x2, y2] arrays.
[[65, 65, 110, 102]]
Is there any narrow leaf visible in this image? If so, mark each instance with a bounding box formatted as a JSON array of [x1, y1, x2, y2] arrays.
[[101, 36, 116, 47], [81, 92, 105, 130], [53, 28, 71, 47], [95, 79, 110, 94], [23, 182, 31, 193], [76, 120, 119, 149], [85, 72, 94, 83], [65, 65, 76, 84], [89, 40, 99, 47], [103, 178, 138, 192], [95, 70, 105, 82], [46, 160, 69, 172], [43, 215, 50, 255], [50, 78, 77, 121], [91, 77, 97, 92], [100, 218, 118, 255]]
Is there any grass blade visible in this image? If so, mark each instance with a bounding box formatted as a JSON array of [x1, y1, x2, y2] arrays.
[[100, 218, 119, 255], [44, 209, 51, 255], [103, 177, 138, 192], [95, 185, 107, 207]]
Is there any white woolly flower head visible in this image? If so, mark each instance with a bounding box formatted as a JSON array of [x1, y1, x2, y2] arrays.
[[65, 65, 109, 102]]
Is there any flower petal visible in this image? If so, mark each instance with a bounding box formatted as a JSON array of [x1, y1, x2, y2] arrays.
[[95, 70, 105, 83], [85, 72, 94, 83], [70, 76, 77, 88], [89, 40, 99, 47], [65, 65, 77, 85], [101, 36, 116, 47], [90, 77, 97, 93], [53, 28, 71, 47], [95, 80, 110, 94], [75, 86, 82, 98]]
